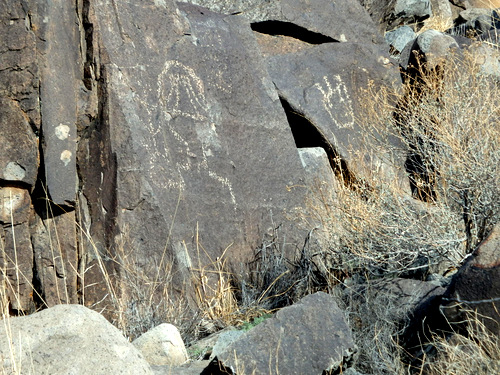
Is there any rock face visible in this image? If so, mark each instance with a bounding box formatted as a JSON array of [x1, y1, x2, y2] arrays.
[[180, 0, 384, 45], [1, 0, 494, 330], [0, 0, 410, 317], [133, 323, 188, 366], [81, 0, 309, 303], [441, 223, 500, 335], [207, 292, 357, 375], [36, 0, 80, 206], [262, 40, 403, 183], [0, 304, 152, 374], [0, 0, 39, 313]]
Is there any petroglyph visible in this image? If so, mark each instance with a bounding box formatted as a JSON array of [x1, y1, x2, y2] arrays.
[[158, 60, 209, 121], [60, 150, 72, 166], [153, 61, 237, 206], [313, 75, 355, 129], [55, 124, 71, 140]]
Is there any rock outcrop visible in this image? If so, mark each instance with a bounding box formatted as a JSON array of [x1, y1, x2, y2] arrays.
[[81, 0, 311, 311], [0, 0, 410, 315], [0, 4, 498, 375]]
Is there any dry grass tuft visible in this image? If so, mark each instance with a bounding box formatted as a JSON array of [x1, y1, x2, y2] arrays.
[[421, 311, 500, 375], [191, 240, 240, 331], [315, 48, 499, 284], [419, 16, 454, 34], [307, 41, 500, 375]]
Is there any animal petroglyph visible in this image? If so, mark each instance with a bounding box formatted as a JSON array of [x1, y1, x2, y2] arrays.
[[313, 75, 355, 129], [158, 60, 209, 121]]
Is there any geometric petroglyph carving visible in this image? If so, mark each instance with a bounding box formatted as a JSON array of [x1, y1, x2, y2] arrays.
[[313, 75, 355, 129], [158, 60, 209, 121]]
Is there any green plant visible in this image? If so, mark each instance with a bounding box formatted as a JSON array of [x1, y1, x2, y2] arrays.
[[187, 344, 210, 360], [239, 313, 273, 332]]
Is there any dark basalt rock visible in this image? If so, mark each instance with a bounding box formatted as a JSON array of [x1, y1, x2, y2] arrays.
[[206, 292, 357, 375], [35, 0, 81, 206], [82, 0, 310, 301], [179, 0, 384, 44], [441, 223, 500, 335], [262, 41, 406, 187]]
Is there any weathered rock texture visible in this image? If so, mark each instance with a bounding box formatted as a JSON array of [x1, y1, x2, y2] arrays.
[[0, 304, 152, 374], [1, 0, 39, 313], [80, 0, 310, 312], [133, 323, 188, 366], [36, 0, 80, 206], [0, 0, 82, 314], [180, 0, 385, 44], [262, 40, 403, 186], [208, 292, 357, 375]]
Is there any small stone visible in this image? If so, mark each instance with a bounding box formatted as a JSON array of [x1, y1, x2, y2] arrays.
[[133, 323, 188, 366]]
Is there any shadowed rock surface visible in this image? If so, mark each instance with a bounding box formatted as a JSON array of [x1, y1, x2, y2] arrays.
[[179, 0, 384, 44], [442, 223, 500, 335]]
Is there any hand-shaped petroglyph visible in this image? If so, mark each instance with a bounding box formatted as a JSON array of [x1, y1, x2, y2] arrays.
[[313, 75, 355, 129]]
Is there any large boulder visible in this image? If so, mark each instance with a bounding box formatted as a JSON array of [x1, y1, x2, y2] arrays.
[[261, 38, 405, 188], [79, 0, 310, 309], [205, 292, 357, 374], [0, 304, 152, 374], [441, 223, 500, 335]]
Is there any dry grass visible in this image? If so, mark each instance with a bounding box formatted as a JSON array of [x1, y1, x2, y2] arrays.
[[306, 39, 500, 374], [316, 47, 499, 284], [419, 16, 453, 34], [190, 238, 240, 332], [333, 278, 412, 375], [420, 311, 500, 375]]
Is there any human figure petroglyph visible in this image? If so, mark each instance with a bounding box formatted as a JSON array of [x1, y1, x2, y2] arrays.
[[154, 60, 237, 206], [158, 60, 210, 121]]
